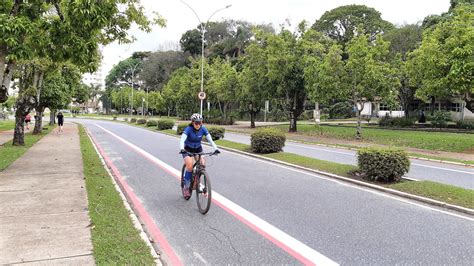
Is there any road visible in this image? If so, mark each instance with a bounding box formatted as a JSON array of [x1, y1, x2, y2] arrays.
[[76, 119, 473, 265], [224, 132, 474, 189]]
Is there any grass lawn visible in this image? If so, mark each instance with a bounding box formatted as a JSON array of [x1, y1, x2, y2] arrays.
[[273, 124, 474, 153], [0, 120, 15, 131], [387, 181, 474, 209], [0, 127, 53, 171], [78, 125, 155, 264]]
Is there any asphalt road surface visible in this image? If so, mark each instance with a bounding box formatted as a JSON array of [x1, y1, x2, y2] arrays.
[[76, 119, 474, 265]]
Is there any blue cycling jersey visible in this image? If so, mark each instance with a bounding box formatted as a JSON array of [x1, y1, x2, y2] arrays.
[[183, 125, 209, 149]]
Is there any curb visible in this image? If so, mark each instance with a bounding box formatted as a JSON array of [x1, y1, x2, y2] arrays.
[[226, 130, 474, 168], [82, 125, 162, 265], [156, 130, 473, 217]]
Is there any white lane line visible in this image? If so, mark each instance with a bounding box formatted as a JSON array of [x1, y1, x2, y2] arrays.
[[411, 163, 474, 175], [95, 124, 339, 266]]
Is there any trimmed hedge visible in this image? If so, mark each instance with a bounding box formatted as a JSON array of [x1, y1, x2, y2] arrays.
[[456, 120, 474, 129], [251, 128, 286, 154], [136, 118, 147, 125], [357, 147, 410, 183], [206, 127, 225, 140], [130, 118, 137, 123], [379, 116, 416, 127], [177, 123, 190, 135], [157, 119, 174, 130], [146, 120, 158, 127]]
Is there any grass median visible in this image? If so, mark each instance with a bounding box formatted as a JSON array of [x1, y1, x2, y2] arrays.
[[214, 139, 473, 209], [78, 125, 155, 265], [0, 120, 15, 131], [0, 127, 53, 171]]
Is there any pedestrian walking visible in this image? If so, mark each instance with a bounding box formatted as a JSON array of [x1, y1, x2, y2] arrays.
[[25, 113, 31, 130], [57, 112, 64, 133]]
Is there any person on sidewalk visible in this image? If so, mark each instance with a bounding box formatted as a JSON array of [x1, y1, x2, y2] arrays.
[[25, 113, 31, 130], [57, 112, 64, 133]]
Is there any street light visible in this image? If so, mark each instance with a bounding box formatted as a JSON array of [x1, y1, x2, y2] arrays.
[[181, 0, 232, 115], [128, 62, 140, 116]]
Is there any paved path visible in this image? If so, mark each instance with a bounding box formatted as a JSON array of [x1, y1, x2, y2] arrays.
[[0, 123, 94, 265], [0, 130, 13, 145], [224, 132, 474, 189]]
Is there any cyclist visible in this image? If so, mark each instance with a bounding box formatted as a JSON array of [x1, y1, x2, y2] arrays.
[[180, 113, 220, 198]]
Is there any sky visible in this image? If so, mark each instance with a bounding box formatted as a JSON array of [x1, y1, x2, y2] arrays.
[[99, 0, 451, 79]]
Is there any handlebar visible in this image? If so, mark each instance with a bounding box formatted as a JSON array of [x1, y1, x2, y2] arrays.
[[179, 151, 218, 156]]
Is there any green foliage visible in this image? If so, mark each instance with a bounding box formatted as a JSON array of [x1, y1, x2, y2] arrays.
[[456, 120, 474, 129], [409, 5, 474, 103], [312, 5, 394, 46], [130, 118, 137, 123], [430, 111, 451, 128], [378, 116, 416, 127], [136, 118, 146, 124], [105, 57, 143, 88], [157, 119, 174, 131], [251, 128, 286, 153], [146, 120, 158, 127], [357, 148, 410, 183], [329, 102, 353, 119], [177, 123, 189, 135], [140, 51, 186, 91], [206, 127, 225, 140]]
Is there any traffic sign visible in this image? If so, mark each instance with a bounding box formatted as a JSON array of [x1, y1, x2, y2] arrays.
[[198, 91, 206, 100]]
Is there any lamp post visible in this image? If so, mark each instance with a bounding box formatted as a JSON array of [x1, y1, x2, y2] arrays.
[[181, 0, 231, 115], [129, 62, 140, 116]]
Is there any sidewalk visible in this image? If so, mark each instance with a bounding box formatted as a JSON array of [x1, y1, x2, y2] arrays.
[[0, 123, 94, 265]]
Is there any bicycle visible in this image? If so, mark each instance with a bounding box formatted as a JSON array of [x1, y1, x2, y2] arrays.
[[180, 151, 218, 214]]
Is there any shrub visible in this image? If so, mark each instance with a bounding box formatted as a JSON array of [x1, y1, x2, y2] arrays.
[[113, 116, 117, 121], [357, 147, 410, 183], [206, 116, 235, 125], [136, 118, 147, 124], [430, 111, 451, 128], [456, 120, 474, 130], [146, 120, 158, 127], [379, 116, 415, 127], [251, 128, 286, 154], [177, 123, 190, 135], [157, 119, 174, 130], [206, 127, 225, 140], [378, 115, 394, 127], [329, 102, 353, 119], [130, 118, 137, 123], [320, 114, 329, 121]]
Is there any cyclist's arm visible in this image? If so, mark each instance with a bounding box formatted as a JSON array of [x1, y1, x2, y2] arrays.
[[180, 132, 187, 150], [205, 134, 218, 150]]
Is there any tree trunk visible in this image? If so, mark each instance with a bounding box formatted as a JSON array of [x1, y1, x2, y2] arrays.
[[356, 109, 362, 140], [1, 60, 15, 103], [250, 111, 256, 128], [50, 111, 56, 125], [13, 108, 26, 146], [289, 111, 297, 132], [33, 108, 44, 135]]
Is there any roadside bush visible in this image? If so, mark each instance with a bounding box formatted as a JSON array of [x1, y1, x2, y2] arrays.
[[113, 116, 117, 121], [329, 102, 353, 119], [157, 119, 174, 130], [430, 111, 451, 128], [456, 120, 474, 129], [251, 128, 286, 154], [146, 120, 158, 127], [357, 148, 410, 183], [177, 123, 189, 135], [379, 116, 415, 127], [136, 118, 147, 125], [320, 114, 329, 121], [130, 118, 137, 123], [206, 127, 225, 140], [206, 116, 235, 125]]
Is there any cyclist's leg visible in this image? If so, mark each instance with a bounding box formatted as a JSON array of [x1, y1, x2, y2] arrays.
[[183, 156, 194, 186]]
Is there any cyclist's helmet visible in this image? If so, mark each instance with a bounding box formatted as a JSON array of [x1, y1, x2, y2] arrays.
[[191, 113, 203, 122]]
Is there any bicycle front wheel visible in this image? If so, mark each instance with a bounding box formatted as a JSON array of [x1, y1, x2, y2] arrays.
[[196, 170, 212, 214]]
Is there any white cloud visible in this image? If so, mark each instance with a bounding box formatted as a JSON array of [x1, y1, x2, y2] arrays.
[[100, 0, 450, 79]]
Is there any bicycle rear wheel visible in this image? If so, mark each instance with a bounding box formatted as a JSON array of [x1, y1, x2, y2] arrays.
[[181, 164, 192, 200], [196, 170, 212, 214]]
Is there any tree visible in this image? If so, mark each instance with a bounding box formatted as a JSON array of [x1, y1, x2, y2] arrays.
[[207, 58, 239, 119], [238, 31, 273, 128], [180, 29, 202, 56], [384, 24, 423, 117], [105, 57, 143, 89], [408, 5, 474, 115], [312, 5, 393, 49], [139, 51, 186, 91]]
